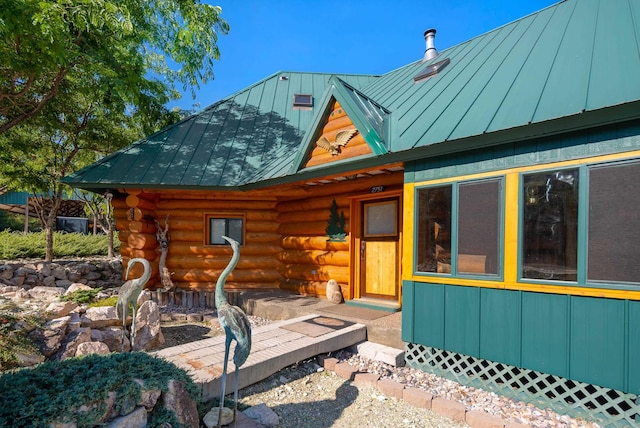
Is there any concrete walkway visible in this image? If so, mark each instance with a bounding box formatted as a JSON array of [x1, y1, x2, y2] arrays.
[[154, 314, 367, 401]]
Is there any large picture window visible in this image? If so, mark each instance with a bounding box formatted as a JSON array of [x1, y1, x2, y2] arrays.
[[416, 178, 501, 276], [588, 161, 640, 283], [521, 169, 578, 281], [206, 216, 244, 245]]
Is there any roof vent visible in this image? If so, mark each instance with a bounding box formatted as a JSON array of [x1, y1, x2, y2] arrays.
[[423, 28, 438, 62], [292, 94, 313, 110]]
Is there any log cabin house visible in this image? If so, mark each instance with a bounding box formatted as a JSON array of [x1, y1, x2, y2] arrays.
[[65, 0, 640, 424]]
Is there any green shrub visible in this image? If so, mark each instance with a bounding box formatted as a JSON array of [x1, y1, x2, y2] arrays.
[[88, 296, 118, 308], [0, 353, 198, 427], [0, 302, 44, 371], [0, 211, 40, 232], [0, 230, 119, 259], [61, 288, 102, 305]]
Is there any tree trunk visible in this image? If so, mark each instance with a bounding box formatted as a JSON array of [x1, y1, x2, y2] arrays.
[[44, 206, 58, 262], [104, 193, 115, 258], [107, 229, 115, 258]]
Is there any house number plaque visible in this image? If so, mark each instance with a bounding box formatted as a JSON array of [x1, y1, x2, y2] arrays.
[[370, 185, 385, 193]]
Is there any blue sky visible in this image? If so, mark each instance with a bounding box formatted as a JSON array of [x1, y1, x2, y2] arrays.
[[169, 0, 557, 111]]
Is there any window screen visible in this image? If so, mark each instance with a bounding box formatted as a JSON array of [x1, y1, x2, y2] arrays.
[[522, 169, 578, 281], [588, 161, 640, 283], [416, 185, 452, 273], [458, 179, 500, 275]]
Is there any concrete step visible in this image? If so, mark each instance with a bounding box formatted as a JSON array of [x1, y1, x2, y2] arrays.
[[153, 314, 366, 401]]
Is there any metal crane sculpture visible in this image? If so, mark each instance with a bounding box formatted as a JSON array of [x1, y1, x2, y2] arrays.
[[215, 236, 252, 428], [116, 258, 151, 352]]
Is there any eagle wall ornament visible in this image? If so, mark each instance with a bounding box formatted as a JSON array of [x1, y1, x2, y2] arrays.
[[315, 129, 359, 156]]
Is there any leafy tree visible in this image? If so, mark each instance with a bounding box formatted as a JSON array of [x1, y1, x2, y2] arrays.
[[0, 73, 177, 260], [0, 0, 227, 260], [77, 190, 117, 258], [0, 0, 228, 135]]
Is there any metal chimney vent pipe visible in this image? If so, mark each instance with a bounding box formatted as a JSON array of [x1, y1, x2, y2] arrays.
[[423, 28, 438, 62]]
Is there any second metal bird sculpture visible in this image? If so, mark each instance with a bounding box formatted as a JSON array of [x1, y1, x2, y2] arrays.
[[116, 258, 151, 352], [215, 236, 252, 428]]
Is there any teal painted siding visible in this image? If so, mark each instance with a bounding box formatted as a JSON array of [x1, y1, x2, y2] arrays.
[[628, 300, 640, 395], [401, 280, 415, 343], [409, 122, 640, 184], [569, 297, 625, 392], [414, 282, 445, 349], [479, 288, 521, 366], [521, 293, 569, 377], [444, 285, 480, 357], [406, 281, 639, 394]]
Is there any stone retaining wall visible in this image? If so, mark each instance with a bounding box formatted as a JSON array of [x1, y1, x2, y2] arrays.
[[0, 258, 241, 311], [0, 258, 123, 290]]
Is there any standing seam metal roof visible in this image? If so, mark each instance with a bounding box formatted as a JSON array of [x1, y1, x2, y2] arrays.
[[362, 0, 640, 153], [64, 0, 640, 191]]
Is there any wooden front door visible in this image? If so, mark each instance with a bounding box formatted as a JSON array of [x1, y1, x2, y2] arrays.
[[360, 198, 400, 299]]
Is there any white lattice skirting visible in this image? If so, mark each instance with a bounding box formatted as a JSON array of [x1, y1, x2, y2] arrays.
[[405, 343, 639, 427]]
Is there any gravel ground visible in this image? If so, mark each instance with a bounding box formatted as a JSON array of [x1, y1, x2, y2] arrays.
[[238, 358, 467, 428], [159, 310, 600, 428]]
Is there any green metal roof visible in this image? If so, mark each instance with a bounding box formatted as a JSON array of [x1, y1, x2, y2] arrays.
[[365, 0, 640, 153], [64, 72, 379, 190], [65, 0, 640, 192]]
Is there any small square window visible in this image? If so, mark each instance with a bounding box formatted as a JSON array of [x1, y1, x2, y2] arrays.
[[206, 215, 244, 245], [293, 94, 313, 110]]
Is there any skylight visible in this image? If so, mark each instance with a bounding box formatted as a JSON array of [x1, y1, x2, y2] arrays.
[[414, 57, 451, 82], [293, 94, 313, 110]]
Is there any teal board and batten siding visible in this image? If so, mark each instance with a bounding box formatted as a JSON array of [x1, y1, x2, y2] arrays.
[[402, 281, 640, 395], [402, 121, 640, 395]]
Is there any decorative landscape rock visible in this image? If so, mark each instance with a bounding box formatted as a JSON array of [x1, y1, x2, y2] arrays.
[[325, 279, 343, 304], [91, 327, 130, 353], [45, 301, 78, 318], [30, 316, 71, 357], [53, 327, 92, 360], [28, 286, 65, 302], [132, 300, 164, 351], [81, 306, 121, 329], [162, 379, 200, 428], [203, 406, 233, 428], [75, 341, 110, 356], [0, 259, 201, 427], [243, 403, 280, 427], [103, 406, 147, 428], [64, 283, 93, 295]]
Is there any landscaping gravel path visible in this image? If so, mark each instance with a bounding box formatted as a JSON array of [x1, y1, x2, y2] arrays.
[[238, 358, 467, 428]]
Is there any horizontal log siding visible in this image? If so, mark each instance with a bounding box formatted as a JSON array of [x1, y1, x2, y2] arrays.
[[277, 171, 405, 297], [277, 191, 351, 298], [154, 197, 281, 291], [115, 192, 161, 284], [304, 100, 372, 168]]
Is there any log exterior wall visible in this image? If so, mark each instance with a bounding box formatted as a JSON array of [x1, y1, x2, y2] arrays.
[[112, 172, 403, 296], [277, 171, 404, 298], [155, 197, 280, 291], [113, 191, 160, 281], [277, 195, 351, 298]]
